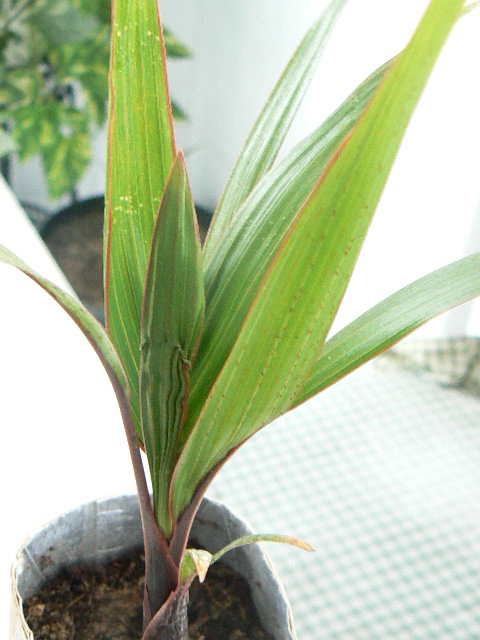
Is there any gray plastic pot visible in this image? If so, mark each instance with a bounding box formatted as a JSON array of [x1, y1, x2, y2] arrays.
[[10, 495, 297, 639]]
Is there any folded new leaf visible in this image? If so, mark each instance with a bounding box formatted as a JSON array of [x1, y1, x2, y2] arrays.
[[140, 152, 205, 538]]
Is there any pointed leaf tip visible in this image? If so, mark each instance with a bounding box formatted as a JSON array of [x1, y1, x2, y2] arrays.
[[204, 0, 349, 259], [179, 548, 213, 584], [210, 533, 314, 565]]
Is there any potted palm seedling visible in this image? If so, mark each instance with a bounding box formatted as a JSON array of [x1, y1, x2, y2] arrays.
[[3, 0, 480, 637]]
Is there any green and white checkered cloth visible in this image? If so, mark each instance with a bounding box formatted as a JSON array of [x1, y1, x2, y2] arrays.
[[207, 340, 480, 639]]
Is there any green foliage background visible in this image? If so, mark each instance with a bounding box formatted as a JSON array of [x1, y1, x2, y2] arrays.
[[0, 0, 189, 200]]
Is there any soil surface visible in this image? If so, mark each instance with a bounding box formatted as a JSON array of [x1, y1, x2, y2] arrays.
[[23, 549, 274, 640]]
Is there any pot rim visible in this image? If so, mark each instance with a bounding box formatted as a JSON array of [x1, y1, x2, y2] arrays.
[[10, 494, 297, 640]]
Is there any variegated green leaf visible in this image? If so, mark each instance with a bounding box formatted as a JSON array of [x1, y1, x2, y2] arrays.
[[203, 0, 348, 261], [42, 109, 91, 199], [0, 69, 43, 110], [13, 102, 60, 161], [140, 152, 204, 537], [0, 127, 17, 156], [171, 0, 465, 518], [30, 0, 94, 44], [105, 0, 176, 441], [294, 252, 480, 407]]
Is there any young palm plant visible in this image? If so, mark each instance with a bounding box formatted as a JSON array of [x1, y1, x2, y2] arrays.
[[2, 0, 480, 637]]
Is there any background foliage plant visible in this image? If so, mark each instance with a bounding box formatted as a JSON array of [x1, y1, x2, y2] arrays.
[[1, 0, 480, 638], [0, 0, 190, 199]]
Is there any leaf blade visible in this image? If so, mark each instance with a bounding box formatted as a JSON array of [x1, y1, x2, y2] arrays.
[[203, 0, 348, 261], [185, 60, 391, 439], [294, 252, 480, 406], [210, 534, 314, 564], [105, 0, 177, 441], [179, 533, 313, 584], [140, 153, 204, 537], [172, 0, 465, 518]]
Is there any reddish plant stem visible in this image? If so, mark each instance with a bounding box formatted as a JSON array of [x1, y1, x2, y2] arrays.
[[169, 444, 242, 566], [142, 580, 193, 640], [109, 375, 179, 627]]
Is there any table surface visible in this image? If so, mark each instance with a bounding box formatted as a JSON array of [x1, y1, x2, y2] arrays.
[[2, 177, 480, 639]]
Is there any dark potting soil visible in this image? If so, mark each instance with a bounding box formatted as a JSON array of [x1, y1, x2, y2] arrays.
[[23, 549, 274, 640]]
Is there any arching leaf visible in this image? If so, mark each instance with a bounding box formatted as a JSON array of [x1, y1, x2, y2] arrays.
[[294, 253, 480, 406], [0, 245, 127, 397], [171, 0, 466, 519]]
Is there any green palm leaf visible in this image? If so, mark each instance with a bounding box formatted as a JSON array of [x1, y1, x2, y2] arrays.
[[203, 0, 348, 261], [185, 60, 391, 437], [104, 0, 176, 442], [171, 0, 465, 519], [140, 152, 204, 537], [294, 252, 480, 406]]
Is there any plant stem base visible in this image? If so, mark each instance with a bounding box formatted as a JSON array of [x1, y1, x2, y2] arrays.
[[23, 549, 273, 639]]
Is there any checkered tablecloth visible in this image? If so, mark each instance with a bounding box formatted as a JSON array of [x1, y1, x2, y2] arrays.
[[207, 342, 480, 639]]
